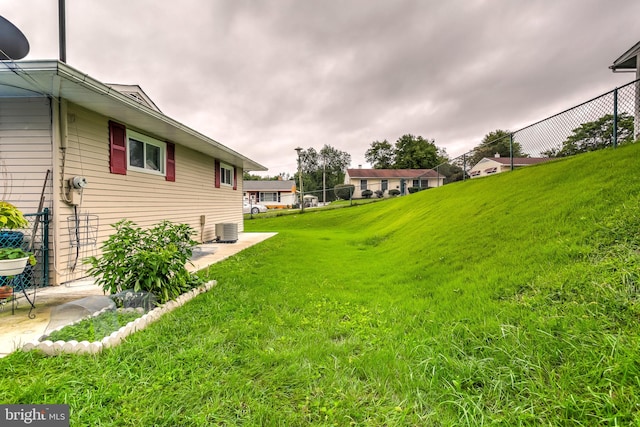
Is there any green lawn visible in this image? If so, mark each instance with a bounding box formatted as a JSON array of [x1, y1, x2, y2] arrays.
[[2, 144, 640, 425]]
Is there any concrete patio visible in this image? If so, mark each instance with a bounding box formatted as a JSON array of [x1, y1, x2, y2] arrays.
[[0, 232, 276, 358]]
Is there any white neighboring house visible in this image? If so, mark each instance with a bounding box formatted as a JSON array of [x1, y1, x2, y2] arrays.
[[345, 168, 444, 198], [243, 180, 297, 208], [468, 154, 550, 178]]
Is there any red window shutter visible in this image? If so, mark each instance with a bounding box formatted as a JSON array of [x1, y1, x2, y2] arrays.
[[214, 160, 221, 188], [233, 167, 237, 190], [109, 121, 127, 175], [166, 142, 175, 182]]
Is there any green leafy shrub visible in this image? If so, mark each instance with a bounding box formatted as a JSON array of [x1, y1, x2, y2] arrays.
[[408, 186, 426, 194], [333, 184, 355, 200], [85, 220, 203, 304], [0, 201, 29, 230], [361, 189, 373, 198], [389, 189, 401, 196]]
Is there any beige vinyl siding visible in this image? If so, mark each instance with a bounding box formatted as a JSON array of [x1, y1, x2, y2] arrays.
[[348, 177, 411, 197], [350, 178, 402, 198], [389, 178, 403, 194], [0, 97, 54, 211], [57, 103, 244, 283], [0, 97, 56, 284]]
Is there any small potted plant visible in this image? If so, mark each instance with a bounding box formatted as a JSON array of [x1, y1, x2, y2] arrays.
[[0, 202, 35, 297], [0, 247, 36, 274]]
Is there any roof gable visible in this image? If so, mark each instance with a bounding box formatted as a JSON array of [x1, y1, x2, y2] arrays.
[[611, 41, 640, 71], [489, 157, 550, 166], [471, 157, 550, 171], [473, 158, 499, 168], [106, 84, 162, 112]]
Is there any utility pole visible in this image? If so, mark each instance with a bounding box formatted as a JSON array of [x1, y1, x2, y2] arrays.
[[295, 147, 304, 213], [59, 0, 66, 62], [322, 153, 326, 206]]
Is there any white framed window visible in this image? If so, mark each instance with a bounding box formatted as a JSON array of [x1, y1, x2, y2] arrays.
[[127, 130, 165, 175], [381, 179, 388, 191], [484, 167, 498, 175], [220, 163, 234, 186], [260, 192, 278, 202], [360, 179, 368, 190]]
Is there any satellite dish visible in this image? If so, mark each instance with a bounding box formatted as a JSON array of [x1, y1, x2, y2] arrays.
[[0, 15, 29, 60]]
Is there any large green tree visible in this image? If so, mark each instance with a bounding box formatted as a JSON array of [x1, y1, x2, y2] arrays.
[[544, 113, 634, 158], [297, 145, 351, 202], [365, 134, 447, 169], [394, 134, 446, 169], [436, 162, 465, 184], [365, 140, 395, 169], [469, 129, 525, 166]]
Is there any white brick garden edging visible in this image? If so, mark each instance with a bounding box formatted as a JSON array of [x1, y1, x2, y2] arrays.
[[21, 280, 217, 356]]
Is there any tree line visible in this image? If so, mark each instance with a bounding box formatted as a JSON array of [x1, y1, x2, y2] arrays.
[[244, 113, 635, 197]]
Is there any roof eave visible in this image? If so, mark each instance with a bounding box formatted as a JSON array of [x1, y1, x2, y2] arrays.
[[611, 41, 640, 71], [0, 60, 267, 171]]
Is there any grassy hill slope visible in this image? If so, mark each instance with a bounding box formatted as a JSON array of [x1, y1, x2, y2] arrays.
[[240, 143, 640, 424], [2, 144, 640, 425]]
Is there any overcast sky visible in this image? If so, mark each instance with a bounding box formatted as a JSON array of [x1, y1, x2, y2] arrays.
[[3, 1, 639, 176]]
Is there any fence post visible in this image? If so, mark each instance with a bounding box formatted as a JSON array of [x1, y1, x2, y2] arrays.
[[613, 87, 618, 149], [43, 208, 49, 287], [509, 134, 514, 171]]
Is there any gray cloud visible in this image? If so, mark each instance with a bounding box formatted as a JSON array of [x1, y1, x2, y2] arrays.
[[2, 0, 638, 174]]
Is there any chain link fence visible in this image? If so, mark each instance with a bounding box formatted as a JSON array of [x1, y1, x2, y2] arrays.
[[435, 78, 640, 182], [0, 208, 50, 294]]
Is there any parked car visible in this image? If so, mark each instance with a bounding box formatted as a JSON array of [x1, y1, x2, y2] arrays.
[[243, 202, 268, 214]]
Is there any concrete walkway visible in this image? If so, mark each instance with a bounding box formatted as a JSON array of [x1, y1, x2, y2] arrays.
[[0, 232, 277, 358]]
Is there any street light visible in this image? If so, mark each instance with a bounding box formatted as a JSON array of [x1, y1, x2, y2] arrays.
[[295, 147, 304, 213]]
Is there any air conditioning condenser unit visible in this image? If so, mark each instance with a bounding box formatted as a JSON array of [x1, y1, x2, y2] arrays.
[[215, 223, 238, 243]]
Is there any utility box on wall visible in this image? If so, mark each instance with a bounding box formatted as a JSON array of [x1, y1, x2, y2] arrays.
[[215, 223, 238, 243]]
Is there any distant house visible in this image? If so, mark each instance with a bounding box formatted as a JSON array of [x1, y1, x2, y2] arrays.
[[345, 168, 444, 198], [469, 155, 550, 178], [243, 180, 296, 208], [0, 60, 265, 286]]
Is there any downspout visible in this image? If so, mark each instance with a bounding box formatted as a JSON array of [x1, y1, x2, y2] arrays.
[[59, 99, 72, 204], [53, 98, 70, 285]]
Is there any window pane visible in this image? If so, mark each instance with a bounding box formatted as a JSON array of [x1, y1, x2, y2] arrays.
[[382, 180, 388, 191], [360, 179, 367, 190], [222, 168, 232, 184], [260, 192, 277, 202], [146, 144, 161, 171], [129, 139, 144, 168]]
